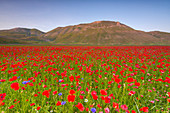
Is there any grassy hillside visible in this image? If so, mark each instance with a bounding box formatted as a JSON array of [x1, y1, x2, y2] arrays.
[[43, 21, 170, 45], [0, 21, 170, 45]]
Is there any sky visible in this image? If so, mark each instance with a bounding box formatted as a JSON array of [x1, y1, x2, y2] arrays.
[[0, 0, 170, 32]]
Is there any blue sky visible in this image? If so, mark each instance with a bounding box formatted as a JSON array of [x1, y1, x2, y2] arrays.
[[0, 0, 170, 32]]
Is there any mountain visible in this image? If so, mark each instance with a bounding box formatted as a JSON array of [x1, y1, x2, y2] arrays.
[[0, 28, 45, 44], [43, 21, 170, 45], [0, 21, 170, 45]]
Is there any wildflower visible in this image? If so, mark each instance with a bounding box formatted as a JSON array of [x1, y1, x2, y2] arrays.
[[56, 101, 61, 106], [67, 95, 75, 102], [121, 105, 128, 110], [113, 102, 119, 109], [92, 95, 98, 100], [58, 93, 62, 96], [30, 103, 35, 106], [10, 82, 19, 91], [37, 106, 41, 110], [69, 75, 74, 82], [22, 81, 30, 84], [84, 99, 88, 102], [0, 100, 5, 106], [91, 108, 96, 113], [139, 107, 149, 112], [100, 89, 107, 95], [75, 103, 84, 111], [167, 98, 170, 102], [131, 110, 136, 113], [42, 90, 50, 98], [69, 89, 75, 94], [9, 76, 18, 81], [34, 94, 38, 97], [0, 79, 6, 82], [43, 85, 47, 88], [53, 91, 57, 95], [126, 77, 134, 83], [79, 95, 84, 99], [9, 105, 14, 109], [150, 100, 154, 103], [91, 91, 97, 96], [104, 107, 110, 113], [80, 91, 85, 94], [61, 101, 66, 105], [0, 93, 6, 101], [129, 91, 136, 96]]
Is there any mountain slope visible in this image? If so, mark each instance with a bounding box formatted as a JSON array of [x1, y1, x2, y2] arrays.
[[0, 21, 170, 45], [0, 28, 45, 44], [43, 21, 170, 45]]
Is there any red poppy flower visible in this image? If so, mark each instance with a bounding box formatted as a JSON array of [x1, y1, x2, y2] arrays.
[[131, 110, 136, 113], [115, 78, 121, 84], [0, 79, 6, 82], [79, 95, 84, 99], [100, 89, 107, 95], [139, 107, 148, 112], [9, 76, 18, 81], [37, 106, 41, 110], [121, 104, 128, 110], [126, 77, 134, 83], [92, 95, 98, 100], [167, 92, 170, 97], [69, 89, 75, 95], [91, 91, 97, 96], [135, 82, 141, 86], [141, 77, 144, 80], [69, 75, 74, 82], [34, 94, 38, 97], [67, 95, 75, 102], [167, 98, 170, 102], [101, 96, 105, 100], [104, 96, 111, 103], [56, 101, 61, 106], [9, 105, 14, 109], [42, 90, 50, 98], [0, 100, 5, 106], [53, 91, 57, 95], [129, 91, 136, 96], [113, 102, 119, 109], [10, 83, 19, 91], [30, 103, 35, 106], [75, 103, 84, 111]]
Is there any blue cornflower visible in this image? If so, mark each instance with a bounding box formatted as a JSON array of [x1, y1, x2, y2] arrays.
[[58, 93, 62, 96], [22, 81, 28, 84], [17, 76, 20, 79], [91, 108, 96, 113], [22, 81, 30, 84], [81, 78, 84, 80], [61, 101, 66, 105], [59, 80, 62, 82]]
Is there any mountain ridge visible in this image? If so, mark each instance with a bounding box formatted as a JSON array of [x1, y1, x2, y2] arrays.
[[0, 21, 170, 45]]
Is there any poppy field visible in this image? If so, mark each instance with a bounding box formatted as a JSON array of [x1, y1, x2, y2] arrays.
[[0, 46, 170, 113]]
